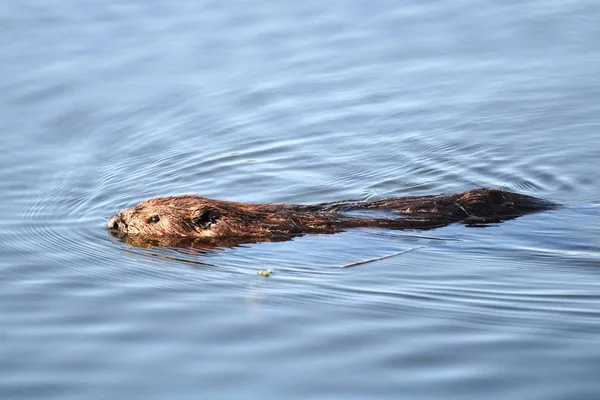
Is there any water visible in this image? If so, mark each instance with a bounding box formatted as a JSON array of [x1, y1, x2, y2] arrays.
[[1, 1, 600, 399]]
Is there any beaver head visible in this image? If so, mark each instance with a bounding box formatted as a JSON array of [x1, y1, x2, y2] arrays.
[[107, 195, 224, 238], [106, 195, 323, 245]]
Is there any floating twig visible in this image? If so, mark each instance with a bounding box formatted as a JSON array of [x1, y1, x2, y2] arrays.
[[340, 246, 424, 269]]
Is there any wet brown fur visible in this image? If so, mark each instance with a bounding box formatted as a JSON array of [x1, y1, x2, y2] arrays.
[[107, 189, 556, 249]]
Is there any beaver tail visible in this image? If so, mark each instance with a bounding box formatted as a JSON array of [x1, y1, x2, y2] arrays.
[[304, 189, 557, 227]]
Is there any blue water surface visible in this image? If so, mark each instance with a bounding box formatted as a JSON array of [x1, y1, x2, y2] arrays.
[[1, 1, 600, 399]]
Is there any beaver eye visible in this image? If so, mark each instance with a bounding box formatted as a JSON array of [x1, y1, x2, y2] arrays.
[[147, 215, 160, 224]]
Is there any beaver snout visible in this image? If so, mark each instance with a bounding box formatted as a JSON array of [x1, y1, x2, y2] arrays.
[[107, 213, 128, 232]]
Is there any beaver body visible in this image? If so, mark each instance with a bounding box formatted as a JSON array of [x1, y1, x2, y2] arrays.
[[107, 189, 556, 249]]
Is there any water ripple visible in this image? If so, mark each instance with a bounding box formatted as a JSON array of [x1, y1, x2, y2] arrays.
[[2, 0, 600, 398]]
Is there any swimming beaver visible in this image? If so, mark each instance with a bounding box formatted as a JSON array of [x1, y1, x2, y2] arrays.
[[107, 189, 556, 249]]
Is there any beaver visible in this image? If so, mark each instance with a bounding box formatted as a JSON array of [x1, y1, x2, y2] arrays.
[[107, 189, 556, 249]]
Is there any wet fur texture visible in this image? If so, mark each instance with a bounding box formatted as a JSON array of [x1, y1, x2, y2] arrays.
[[107, 189, 556, 249]]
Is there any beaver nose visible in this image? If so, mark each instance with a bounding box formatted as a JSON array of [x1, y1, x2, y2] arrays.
[[107, 215, 119, 230], [107, 214, 126, 231]]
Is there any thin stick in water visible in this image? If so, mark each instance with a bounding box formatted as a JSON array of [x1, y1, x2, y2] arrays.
[[340, 246, 424, 269]]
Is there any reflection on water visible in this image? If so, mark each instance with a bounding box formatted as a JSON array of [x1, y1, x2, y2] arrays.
[[1, 0, 600, 399]]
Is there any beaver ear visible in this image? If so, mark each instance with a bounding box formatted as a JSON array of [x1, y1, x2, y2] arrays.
[[191, 208, 221, 229]]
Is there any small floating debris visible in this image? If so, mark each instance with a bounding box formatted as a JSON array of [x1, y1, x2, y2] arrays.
[[258, 269, 273, 277], [340, 246, 424, 269]]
